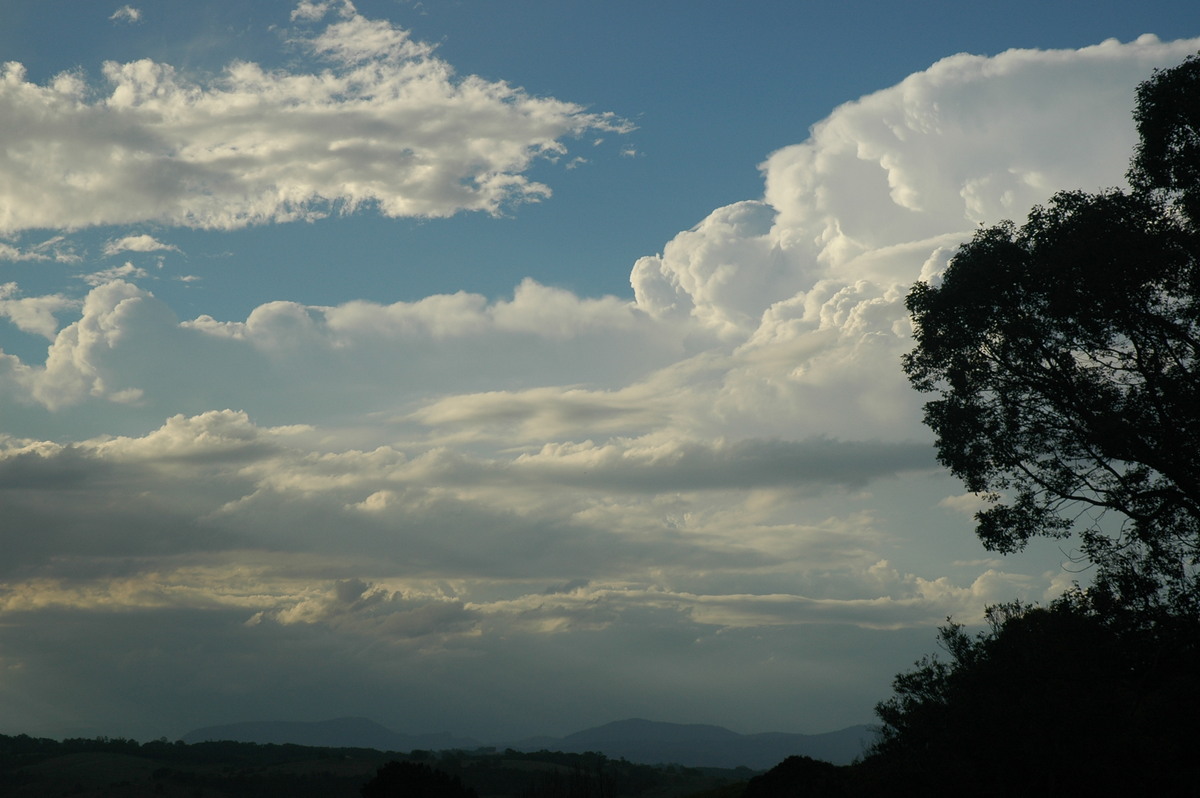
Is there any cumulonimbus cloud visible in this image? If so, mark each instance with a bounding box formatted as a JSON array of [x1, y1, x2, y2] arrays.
[[6, 37, 1200, 447], [0, 3, 629, 234], [8, 20, 1186, 745], [634, 35, 1200, 343], [2, 32, 1195, 709]]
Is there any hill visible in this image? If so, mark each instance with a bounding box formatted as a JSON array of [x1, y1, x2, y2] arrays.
[[181, 716, 480, 752], [181, 716, 874, 769], [507, 718, 873, 768]]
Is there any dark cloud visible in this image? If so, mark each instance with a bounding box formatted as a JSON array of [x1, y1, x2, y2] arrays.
[[511, 437, 937, 493]]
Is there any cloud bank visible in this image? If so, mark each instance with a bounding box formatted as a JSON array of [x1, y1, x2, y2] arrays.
[[2, 22, 1197, 740]]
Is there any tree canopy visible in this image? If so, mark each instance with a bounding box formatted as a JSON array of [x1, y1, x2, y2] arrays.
[[903, 54, 1200, 616], [867, 595, 1200, 796]]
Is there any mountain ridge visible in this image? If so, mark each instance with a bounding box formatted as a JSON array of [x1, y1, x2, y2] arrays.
[[506, 718, 872, 768], [181, 717, 481, 753], [181, 716, 875, 768]]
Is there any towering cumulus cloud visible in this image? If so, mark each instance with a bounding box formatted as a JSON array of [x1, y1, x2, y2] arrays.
[[1, 19, 1197, 741]]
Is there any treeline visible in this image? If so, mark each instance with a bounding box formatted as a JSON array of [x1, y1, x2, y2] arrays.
[[0, 734, 753, 798], [744, 594, 1200, 796]]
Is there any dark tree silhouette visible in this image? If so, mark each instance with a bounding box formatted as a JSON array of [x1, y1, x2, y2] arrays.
[[858, 52, 1200, 798], [743, 755, 848, 798], [360, 760, 478, 798], [874, 600, 1111, 794], [867, 595, 1200, 796], [903, 54, 1200, 616], [1131, 54, 1200, 224]]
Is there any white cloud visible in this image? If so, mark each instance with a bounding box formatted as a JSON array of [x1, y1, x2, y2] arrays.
[[4, 38, 1193, 455], [78, 262, 149, 286], [0, 6, 629, 233], [291, 1, 336, 22], [2, 279, 686, 426], [8, 34, 1185, 453], [0, 410, 1036, 638], [628, 35, 1200, 445], [4, 34, 1197, 442], [632, 201, 787, 336], [2, 34, 1196, 741], [0, 235, 79, 262], [24, 280, 171, 409], [0, 283, 79, 339], [303, 4, 435, 64], [635, 37, 1198, 347], [110, 5, 141, 24], [939, 492, 990, 517], [102, 234, 180, 256]]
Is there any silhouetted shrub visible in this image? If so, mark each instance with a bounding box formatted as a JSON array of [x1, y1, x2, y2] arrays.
[[361, 759, 478, 798]]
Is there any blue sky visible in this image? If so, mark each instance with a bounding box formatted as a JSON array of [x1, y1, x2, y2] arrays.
[[1, 0, 1199, 743]]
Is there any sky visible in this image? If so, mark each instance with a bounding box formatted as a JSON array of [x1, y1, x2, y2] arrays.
[[2, 0, 1199, 744]]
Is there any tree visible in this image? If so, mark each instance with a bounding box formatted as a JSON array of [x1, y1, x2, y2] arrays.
[[903, 54, 1200, 616], [742, 755, 849, 798], [867, 596, 1200, 796], [360, 760, 478, 798], [1130, 53, 1200, 225]]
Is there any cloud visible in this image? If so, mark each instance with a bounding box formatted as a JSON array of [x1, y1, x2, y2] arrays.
[[8, 38, 1192, 443], [0, 410, 985, 618], [0, 6, 629, 234], [627, 34, 1200, 445], [939, 492, 990, 517], [0, 283, 79, 339], [2, 36, 1195, 505], [0, 235, 79, 262], [0, 406, 1045, 651], [290, 1, 341, 23], [110, 5, 141, 24], [3, 34, 1197, 741], [636, 37, 1199, 346], [102, 234, 180, 256], [78, 262, 150, 286], [507, 436, 934, 493], [302, 2, 435, 64], [0, 279, 687, 429], [16, 280, 175, 410]]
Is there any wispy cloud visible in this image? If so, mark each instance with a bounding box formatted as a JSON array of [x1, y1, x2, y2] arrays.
[[78, 262, 150, 287], [0, 235, 79, 263], [109, 5, 141, 24]]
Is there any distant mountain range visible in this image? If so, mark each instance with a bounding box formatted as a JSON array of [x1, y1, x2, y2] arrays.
[[182, 716, 876, 769], [181, 717, 480, 753], [508, 718, 874, 768]]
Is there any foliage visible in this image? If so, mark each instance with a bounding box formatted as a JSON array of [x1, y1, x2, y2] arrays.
[[903, 54, 1200, 615], [1131, 54, 1200, 224], [361, 759, 478, 797], [865, 54, 1200, 797], [742, 755, 848, 797], [866, 594, 1200, 796]]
